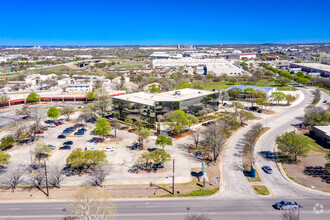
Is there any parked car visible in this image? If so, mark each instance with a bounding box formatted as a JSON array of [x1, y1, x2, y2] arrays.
[[48, 123, 56, 128], [22, 116, 29, 120], [79, 127, 87, 132], [44, 120, 54, 124], [55, 122, 61, 126], [19, 139, 31, 144], [35, 130, 44, 134], [266, 152, 274, 159], [59, 145, 71, 150], [104, 147, 117, 152], [250, 106, 260, 111], [63, 141, 73, 145], [323, 100, 327, 103], [48, 144, 56, 150], [57, 134, 66, 139], [153, 163, 164, 169], [257, 109, 263, 113], [274, 200, 301, 210], [262, 166, 273, 174], [74, 131, 84, 135]]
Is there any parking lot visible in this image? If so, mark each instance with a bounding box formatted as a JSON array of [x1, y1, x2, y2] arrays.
[[2, 112, 200, 186]]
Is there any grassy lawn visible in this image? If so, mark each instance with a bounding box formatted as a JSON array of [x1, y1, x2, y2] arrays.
[[247, 170, 262, 183], [277, 87, 298, 91], [160, 188, 219, 197], [115, 64, 142, 69], [253, 185, 270, 196], [299, 134, 326, 153], [191, 80, 297, 91]]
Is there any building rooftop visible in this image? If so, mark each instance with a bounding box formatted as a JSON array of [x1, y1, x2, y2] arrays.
[[67, 84, 92, 87], [314, 126, 330, 136], [292, 63, 330, 72], [224, 85, 276, 94], [113, 88, 217, 106]]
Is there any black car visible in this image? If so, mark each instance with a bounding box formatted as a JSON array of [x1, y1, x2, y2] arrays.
[[63, 141, 73, 145], [57, 135, 66, 139], [153, 163, 164, 169], [44, 120, 55, 124], [59, 145, 71, 150], [19, 138, 31, 144], [22, 116, 29, 120]]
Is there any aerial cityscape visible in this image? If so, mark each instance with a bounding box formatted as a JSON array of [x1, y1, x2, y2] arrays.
[[0, 0, 329, 220]]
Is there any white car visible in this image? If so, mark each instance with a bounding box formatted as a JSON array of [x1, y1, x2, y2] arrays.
[[48, 123, 56, 128], [104, 147, 117, 152]]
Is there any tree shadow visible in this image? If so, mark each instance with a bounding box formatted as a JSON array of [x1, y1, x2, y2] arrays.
[[304, 166, 330, 184]]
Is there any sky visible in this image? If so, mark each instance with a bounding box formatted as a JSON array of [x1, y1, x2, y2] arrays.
[[0, 0, 329, 46]]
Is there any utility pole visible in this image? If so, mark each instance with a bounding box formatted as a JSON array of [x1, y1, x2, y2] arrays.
[[44, 161, 49, 197], [172, 158, 175, 195]]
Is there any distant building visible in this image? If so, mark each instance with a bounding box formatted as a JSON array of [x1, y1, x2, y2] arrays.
[[291, 63, 330, 77], [66, 84, 93, 93], [150, 52, 170, 59], [312, 126, 330, 147], [266, 55, 281, 61], [225, 85, 277, 98], [226, 53, 256, 59]]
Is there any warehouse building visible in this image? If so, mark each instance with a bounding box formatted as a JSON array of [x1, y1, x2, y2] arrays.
[[291, 63, 330, 77]]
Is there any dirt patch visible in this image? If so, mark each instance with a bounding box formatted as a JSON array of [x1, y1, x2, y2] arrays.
[[282, 151, 330, 192]]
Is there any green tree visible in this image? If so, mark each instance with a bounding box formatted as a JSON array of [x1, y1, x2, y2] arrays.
[[276, 132, 310, 162], [252, 89, 267, 99], [244, 88, 254, 99], [167, 110, 190, 134], [229, 77, 238, 85], [26, 92, 40, 102], [201, 96, 212, 108], [66, 149, 107, 171], [148, 84, 160, 93], [275, 77, 290, 87], [218, 113, 240, 130], [0, 151, 11, 166], [125, 118, 133, 125], [137, 128, 151, 149], [0, 137, 15, 150], [237, 110, 255, 126], [325, 151, 330, 171], [271, 92, 287, 104], [132, 121, 144, 131], [94, 117, 111, 138], [256, 98, 269, 109], [228, 87, 242, 99], [47, 107, 61, 119], [0, 95, 11, 107], [285, 94, 296, 105], [155, 134, 173, 150], [304, 107, 330, 126], [232, 101, 243, 115], [33, 142, 51, 164], [150, 149, 171, 165], [187, 114, 199, 129], [85, 91, 95, 101], [61, 106, 75, 120]]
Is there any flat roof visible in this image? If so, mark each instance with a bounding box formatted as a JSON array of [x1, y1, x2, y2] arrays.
[[314, 126, 330, 136], [113, 88, 217, 106], [224, 85, 276, 94], [292, 63, 330, 72], [67, 84, 92, 87]]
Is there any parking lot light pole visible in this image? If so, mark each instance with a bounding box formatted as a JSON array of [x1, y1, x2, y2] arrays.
[[44, 161, 49, 197], [172, 158, 175, 195]]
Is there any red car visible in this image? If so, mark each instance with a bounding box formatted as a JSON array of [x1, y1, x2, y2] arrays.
[[55, 122, 60, 126], [35, 131, 44, 134], [58, 122, 63, 125]]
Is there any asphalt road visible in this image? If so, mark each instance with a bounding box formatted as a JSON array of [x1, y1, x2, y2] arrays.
[[255, 88, 330, 198], [0, 197, 329, 220]]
